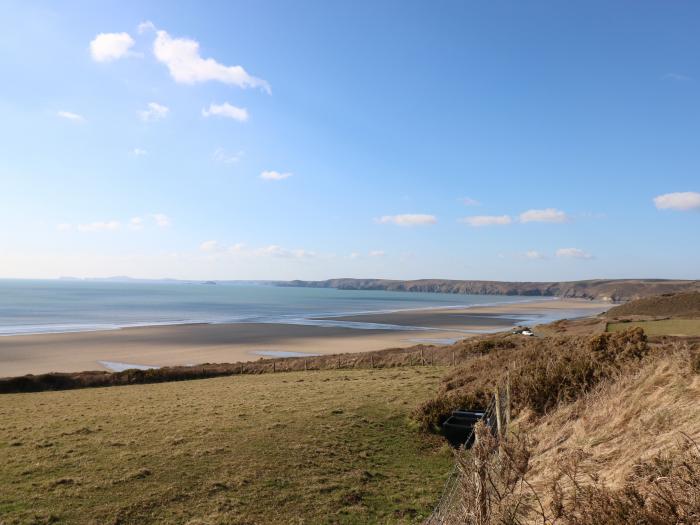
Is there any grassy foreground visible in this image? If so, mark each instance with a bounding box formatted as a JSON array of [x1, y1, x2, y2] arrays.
[[0, 367, 451, 525]]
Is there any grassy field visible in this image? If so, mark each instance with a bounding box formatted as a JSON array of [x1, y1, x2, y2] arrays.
[[0, 367, 451, 525], [606, 318, 700, 336]]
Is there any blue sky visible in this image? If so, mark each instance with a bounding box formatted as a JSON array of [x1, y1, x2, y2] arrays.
[[1, 0, 699, 281]]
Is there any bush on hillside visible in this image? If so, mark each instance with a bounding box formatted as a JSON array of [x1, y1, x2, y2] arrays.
[[414, 328, 649, 432]]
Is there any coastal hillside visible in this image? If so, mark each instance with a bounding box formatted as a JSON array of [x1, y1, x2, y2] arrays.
[[278, 278, 700, 302], [415, 325, 700, 523], [605, 291, 700, 318]]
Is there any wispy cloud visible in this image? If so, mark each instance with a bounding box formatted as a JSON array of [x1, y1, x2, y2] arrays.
[[461, 197, 480, 206], [200, 240, 221, 252], [202, 103, 248, 122], [556, 247, 593, 260], [139, 102, 169, 122], [131, 148, 147, 156], [260, 170, 292, 181], [153, 29, 270, 93], [376, 214, 437, 226], [523, 250, 546, 260], [460, 215, 512, 227], [76, 220, 121, 232], [89, 32, 135, 62], [213, 148, 243, 164], [57, 111, 85, 122], [369, 250, 386, 257], [152, 213, 171, 227], [653, 191, 700, 211], [519, 208, 569, 223], [129, 217, 144, 230], [663, 73, 691, 82]]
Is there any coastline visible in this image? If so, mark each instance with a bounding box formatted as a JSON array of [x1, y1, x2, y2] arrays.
[[0, 298, 610, 377]]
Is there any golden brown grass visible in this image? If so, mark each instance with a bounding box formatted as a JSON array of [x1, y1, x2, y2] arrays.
[[425, 337, 700, 524], [0, 367, 452, 524]]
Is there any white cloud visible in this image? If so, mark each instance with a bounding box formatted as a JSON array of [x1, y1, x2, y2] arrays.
[[131, 148, 147, 156], [369, 250, 386, 257], [77, 221, 121, 232], [524, 250, 546, 260], [57, 111, 85, 122], [152, 213, 171, 227], [519, 208, 569, 223], [56, 223, 72, 231], [200, 240, 220, 252], [260, 170, 292, 181], [460, 215, 512, 227], [139, 102, 169, 122], [653, 192, 700, 211], [202, 102, 248, 122], [556, 248, 593, 260], [129, 217, 144, 230], [89, 32, 135, 62], [376, 214, 437, 226], [461, 197, 480, 206], [213, 148, 243, 164], [228, 243, 246, 253], [153, 29, 270, 93]]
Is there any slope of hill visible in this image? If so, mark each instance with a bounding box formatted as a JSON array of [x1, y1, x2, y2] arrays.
[[278, 278, 700, 302], [605, 291, 700, 318]]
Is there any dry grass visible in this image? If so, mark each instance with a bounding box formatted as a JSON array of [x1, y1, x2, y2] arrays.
[[428, 339, 700, 524], [0, 367, 452, 524]]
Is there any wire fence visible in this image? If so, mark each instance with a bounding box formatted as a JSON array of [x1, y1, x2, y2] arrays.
[[423, 397, 499, 524]]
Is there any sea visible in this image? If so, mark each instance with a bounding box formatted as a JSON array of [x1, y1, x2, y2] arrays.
[[0, 279, 546, 337]]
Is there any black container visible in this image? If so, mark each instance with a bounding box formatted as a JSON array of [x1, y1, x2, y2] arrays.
[[442, 409, 485, 448]]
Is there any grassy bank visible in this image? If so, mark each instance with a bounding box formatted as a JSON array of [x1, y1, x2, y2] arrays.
[[0, 367, 451, 524]]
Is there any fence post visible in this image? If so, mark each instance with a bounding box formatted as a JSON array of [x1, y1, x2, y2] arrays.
[[304, 359, 308, 371], [370, 354, 374, 369], [451, 350, 455, 367], [273, 361, 276, 373], [505, 370, 511, 432], [337, 355, 341, 369], [494, 386, 502, 437], [420, 348, 425, 366]]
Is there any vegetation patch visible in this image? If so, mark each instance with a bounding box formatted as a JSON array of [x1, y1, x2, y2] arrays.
[[0, 368, 451, 524]]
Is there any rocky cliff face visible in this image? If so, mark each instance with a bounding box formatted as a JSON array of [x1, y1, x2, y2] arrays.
[[278, 279, 700, 302]]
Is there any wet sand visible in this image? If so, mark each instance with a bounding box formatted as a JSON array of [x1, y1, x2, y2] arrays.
[[0, 298, 610, 377]]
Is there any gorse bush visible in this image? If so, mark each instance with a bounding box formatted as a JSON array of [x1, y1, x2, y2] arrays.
[[414, 328, 650, 431]]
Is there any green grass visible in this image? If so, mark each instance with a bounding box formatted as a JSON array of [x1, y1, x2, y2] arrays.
[[0, 367, 451, 525], [606, 319, 700, 336]]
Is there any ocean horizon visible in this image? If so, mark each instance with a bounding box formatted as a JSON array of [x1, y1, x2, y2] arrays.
[[0, 279, 543, 337]]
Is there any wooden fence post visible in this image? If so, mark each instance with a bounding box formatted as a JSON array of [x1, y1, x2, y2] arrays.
[[505, 370, 511, 431], [420, 348, 425, 366], [494, 386, 502, 438], [370, 354, 374, 369], [451, 350, 455, 367], [304, 359, 308, 371], [273, 361, 276, 373], [337, 355, 341, 369]]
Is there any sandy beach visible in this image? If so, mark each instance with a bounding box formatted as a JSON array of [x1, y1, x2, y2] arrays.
[[0, 299, 609, 377]]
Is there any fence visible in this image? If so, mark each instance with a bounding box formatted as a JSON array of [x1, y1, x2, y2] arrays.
[[424, 376, 512, 524]]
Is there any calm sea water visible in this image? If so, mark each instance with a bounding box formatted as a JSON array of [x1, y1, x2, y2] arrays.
[[0, 279, 535, 336]]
